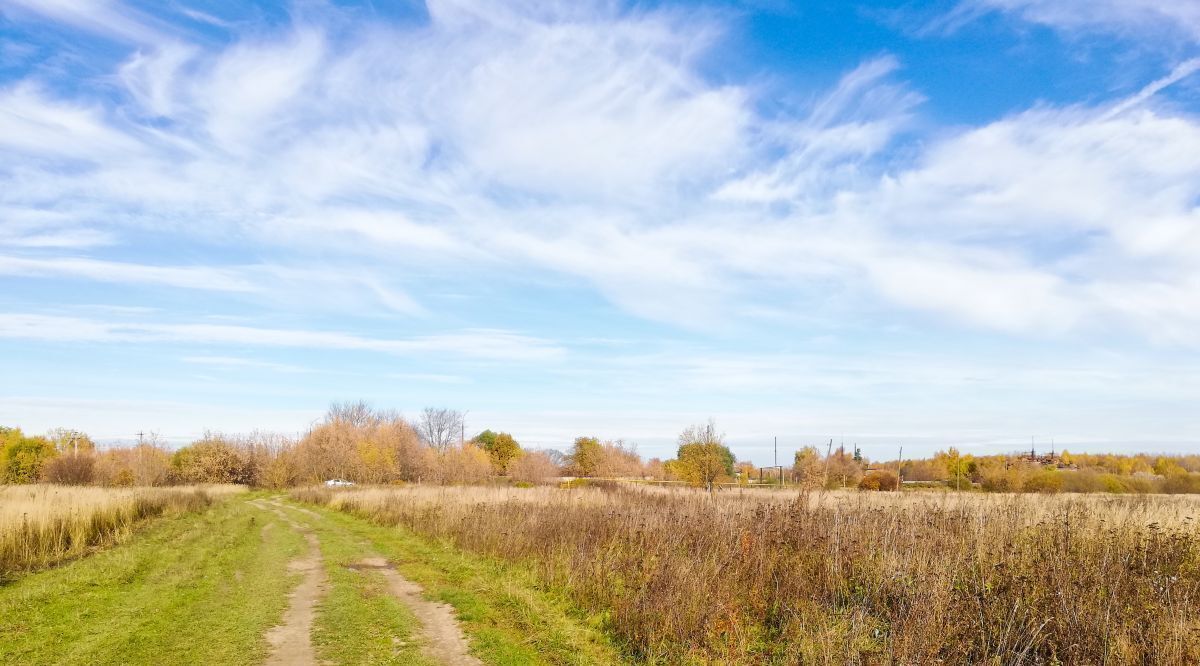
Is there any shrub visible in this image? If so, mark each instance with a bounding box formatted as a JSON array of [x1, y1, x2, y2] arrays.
[[93, 444, 172, 487], [1162, 472, 1200, 494], [1060, 469, 1102, 493], [171, 438, 250, 484], [1099, 473, 1132, 493], [508, 451, 559, 485], [0, 431, 56, 484], [858, 470, 898, 491], [434, 444, 493, 485], [42, 454, 96, 485], [1022, 468, 1063, 493]]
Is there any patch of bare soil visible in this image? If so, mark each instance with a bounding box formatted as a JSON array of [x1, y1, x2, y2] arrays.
[[352, 557, 483, 666], [251, 500, 329, 666]]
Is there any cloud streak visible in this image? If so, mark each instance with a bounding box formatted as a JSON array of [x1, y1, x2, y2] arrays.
[[2, 1, 1200, 352], [963, 0, 1200, 42], [0, 314, 564, 362]]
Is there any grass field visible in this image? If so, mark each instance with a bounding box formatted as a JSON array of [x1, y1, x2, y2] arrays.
[[0, 484, 243, 580], [0, 488, 619, 666], [296, 484, 1200, 664], [1, 484, 1197, 664]]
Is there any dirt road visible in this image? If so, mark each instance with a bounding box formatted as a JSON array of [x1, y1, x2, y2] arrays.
[[252, 499, 480, 666]]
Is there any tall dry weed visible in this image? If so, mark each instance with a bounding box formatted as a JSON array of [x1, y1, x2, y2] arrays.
[[298, 485, 1200, 664], [0, 484, 241, 579]]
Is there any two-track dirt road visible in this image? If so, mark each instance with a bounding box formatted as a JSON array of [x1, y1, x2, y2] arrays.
[[250, 498, 480, 666]]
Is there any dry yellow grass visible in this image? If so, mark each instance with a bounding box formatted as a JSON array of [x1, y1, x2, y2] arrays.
[[298, 483, 1200, 664], [0, 484, 244, 579]]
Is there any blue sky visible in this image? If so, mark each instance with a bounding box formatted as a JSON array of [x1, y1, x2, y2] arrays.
[[2, 0, 1200, 463]]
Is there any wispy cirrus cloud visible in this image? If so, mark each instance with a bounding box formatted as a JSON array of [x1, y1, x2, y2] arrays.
[[0, 314, 564, 361], [0, 255, 426, 315], [181, 355, 312, 374], [959, 0, 1200, 42], [2, 0, 1200, 345]]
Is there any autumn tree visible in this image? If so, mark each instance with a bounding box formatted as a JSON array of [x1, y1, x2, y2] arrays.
[[734, 460, 757, 485], [674, 421, 734, 492], [826, 445, 864, 489], [509, 450, 559, 485], [858, 470, 899, 491], [473, 430, 522, 473], [0, 427, 56, 484], [569, 436, 603, 477], [792, 446, 824, 489], [417, 407, 464, 451], [434, 443, 492, 484], [935, 447, 975, 491], [327, 400, 380, 429], [171, 436, 250, 484], [296, 405, 428, 484], [593, 440, 643, 478], [46, 428, 96, 456], [644, 457, 666, 480]]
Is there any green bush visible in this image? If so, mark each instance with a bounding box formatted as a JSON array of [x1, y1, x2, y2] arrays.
[[1022, 469, 1063, 493]]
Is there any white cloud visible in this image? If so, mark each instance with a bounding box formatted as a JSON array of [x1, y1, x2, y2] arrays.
[[0, 313, 564, 361], [965, 0, 1200, 42], [714, 55, 922, 205], [0, 255, 260, 292], [838, 100, 1200, 338], [0, 84, 145, 159], [388, 372, 468, 385], [2, 0, 1200, 346], [0, 255, 427, 315], [181, 355, 312, 373], [0, 0, 171, 45], [119, 43, 196, 117]]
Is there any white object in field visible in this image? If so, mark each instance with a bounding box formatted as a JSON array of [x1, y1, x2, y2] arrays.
[[324, 479, 355, 487]]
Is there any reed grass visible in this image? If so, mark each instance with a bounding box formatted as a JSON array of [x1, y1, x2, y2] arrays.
[[295, 484, 1200, 664], [0, 484, 243, 580]]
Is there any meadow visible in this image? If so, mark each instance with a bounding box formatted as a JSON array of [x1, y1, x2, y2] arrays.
[[5, 407, 1200, 664], [0, 484, 243, 580], [296, 484, 1200, 665]]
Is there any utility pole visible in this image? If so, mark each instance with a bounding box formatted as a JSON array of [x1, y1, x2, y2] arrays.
[[137, 431, 144, 446], [774, 436, 778, 486], [897, 445, 903, 491], [822, 438, 833, 488]]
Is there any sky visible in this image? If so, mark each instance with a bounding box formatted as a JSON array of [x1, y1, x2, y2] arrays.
[[2, 0, 1199, 464]]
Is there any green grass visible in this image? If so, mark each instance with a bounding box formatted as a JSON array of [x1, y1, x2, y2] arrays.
[[289, 499, 625, 666], [0, 493, 305, 665], [0, 494, 622, 665], [277, 504, 435, 665]]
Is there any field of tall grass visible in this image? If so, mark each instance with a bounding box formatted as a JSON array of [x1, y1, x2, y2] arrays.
[[296, 484, 1200, 664], [0, 484, 244, 580]]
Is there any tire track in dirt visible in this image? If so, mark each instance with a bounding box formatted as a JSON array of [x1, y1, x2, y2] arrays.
[[256, 497, 482, 666], [349, 556, 483, 666], [250, 500, 329, 666]]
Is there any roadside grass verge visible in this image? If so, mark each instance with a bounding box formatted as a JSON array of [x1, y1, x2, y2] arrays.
[[0, 493, 303, 665], [0, 484, 243, 580], [286, 494, 624, 665]]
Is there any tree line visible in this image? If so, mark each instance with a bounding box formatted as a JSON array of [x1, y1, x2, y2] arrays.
[[3, 409, 1200, 493]]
